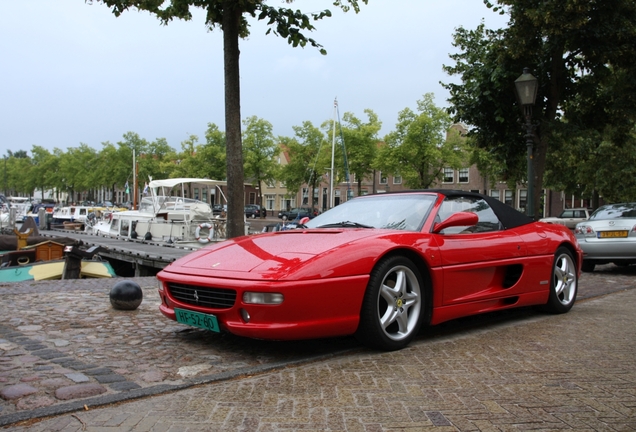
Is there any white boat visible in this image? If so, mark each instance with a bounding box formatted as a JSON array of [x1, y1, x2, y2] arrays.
[[0, 196, 32, 225], [52, 204, 122, 229], [88, 178, 241, 248], [7, 197, 32, 222]]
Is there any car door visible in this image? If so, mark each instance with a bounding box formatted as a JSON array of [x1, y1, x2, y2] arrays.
[[433, 195, 527, 306], [560, 210, 576, 228]]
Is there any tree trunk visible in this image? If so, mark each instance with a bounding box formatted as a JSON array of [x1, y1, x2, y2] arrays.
[[223, 2, 245, 238], [257, 180, 265, 218]]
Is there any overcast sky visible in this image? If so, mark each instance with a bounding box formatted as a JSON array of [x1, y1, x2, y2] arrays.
[[0, 1, 508, 156]]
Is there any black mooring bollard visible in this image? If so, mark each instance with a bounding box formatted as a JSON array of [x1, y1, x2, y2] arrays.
[[109, 280, 143, 310]]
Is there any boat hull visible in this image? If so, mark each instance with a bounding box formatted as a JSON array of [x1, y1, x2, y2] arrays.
[[0, 260, 115, 282]]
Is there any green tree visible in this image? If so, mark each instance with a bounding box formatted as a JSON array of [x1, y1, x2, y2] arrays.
[[29, 146, 58, 200], [242, 116, 280, 215], [377, 94, 465, 189], [169, 128, 224, 180], [142, 137, 175, 182], [59, 144, 99, 203], [279, 121, 326, 209], [443, 0, 636, 216], [94, 0, 367, 238], [198, 123, 227, 182], [95, 142, 120, 202], [172, 135, 200, 179], [338, 109, 380, 197], [546, 127, 636, 204], [4, 153, 32, 196], [6, 150, 28, 159], [113, 132, 154, 204]]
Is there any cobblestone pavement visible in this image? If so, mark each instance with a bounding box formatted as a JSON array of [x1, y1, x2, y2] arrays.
[[1, 264, 636, 430]]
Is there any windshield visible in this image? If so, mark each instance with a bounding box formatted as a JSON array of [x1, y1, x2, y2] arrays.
[[590, 203, 636, 220], [304, 194, 437, 232]]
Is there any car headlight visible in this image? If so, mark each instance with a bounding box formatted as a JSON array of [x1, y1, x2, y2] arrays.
[[157, 279, 164, 292], [242, 292, 284, 305]]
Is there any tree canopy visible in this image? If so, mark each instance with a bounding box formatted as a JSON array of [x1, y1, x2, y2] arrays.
[[92, 0, 367, 237], [377, 94, 467, 189], [338, 110, 381, 196], [443, 0, 636, 215], [243, 116, 281, 210]]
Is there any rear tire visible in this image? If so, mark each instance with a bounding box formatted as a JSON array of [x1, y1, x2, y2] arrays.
[[543, 247, 577, 314], [581, 260, 596, 272], [356, 256, 425, 351]]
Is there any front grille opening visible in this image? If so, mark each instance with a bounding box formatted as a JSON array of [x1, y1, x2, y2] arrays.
[[166, 282, 236, 309]]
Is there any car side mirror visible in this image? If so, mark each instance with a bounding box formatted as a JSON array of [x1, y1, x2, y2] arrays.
[[433, 211, 479, 234]]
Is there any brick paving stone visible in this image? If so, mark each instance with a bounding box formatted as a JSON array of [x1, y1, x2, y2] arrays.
[[55, 383, 107, 400], [0, 384, 38, 400], [0, 276, 358, 426], [1, 265, 636, 430]]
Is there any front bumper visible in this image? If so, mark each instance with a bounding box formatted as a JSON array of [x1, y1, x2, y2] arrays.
[[157, 273, 369, 341]]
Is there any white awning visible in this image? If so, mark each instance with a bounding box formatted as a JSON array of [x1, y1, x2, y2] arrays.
[[148, 178, 227, 189]]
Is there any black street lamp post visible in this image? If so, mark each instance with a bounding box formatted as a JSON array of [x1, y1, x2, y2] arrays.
[[514, 68, 539, 218]]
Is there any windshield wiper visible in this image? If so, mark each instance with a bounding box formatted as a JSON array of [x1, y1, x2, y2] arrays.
[[316, 221, 373, 229]]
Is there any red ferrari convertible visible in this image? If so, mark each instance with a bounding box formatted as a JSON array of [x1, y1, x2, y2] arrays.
[[156, 190, 582, 351]]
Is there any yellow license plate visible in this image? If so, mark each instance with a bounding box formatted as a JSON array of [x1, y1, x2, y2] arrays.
[[599, 231, 628, 238]]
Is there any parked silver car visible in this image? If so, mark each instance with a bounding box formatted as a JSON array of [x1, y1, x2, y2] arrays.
[[574, 203, 636, 272], [540, 208, 592, 229]]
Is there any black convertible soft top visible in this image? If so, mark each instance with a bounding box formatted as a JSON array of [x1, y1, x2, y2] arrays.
[[404, 189, 535, 230]]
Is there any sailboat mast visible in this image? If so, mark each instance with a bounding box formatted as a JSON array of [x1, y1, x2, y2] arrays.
[[330, 98, 337, 209], [133, 150, 137, 210]]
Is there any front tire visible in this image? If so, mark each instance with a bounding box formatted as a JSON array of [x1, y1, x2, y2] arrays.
[[542, 247, 577, 313], [356, 256, 425, 351]]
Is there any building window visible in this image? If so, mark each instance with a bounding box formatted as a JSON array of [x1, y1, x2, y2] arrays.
[[265, 194, 275, 211], [518, 189, 527, 212], [489, 189, 500, 201], [281, 197, 295, 212], [379, 172, 388, 185], [443, 168, 454, 183], [202, 188, 208, 203], [504, 190, 514, 207], [458, 168, 469, 183], [249, 192, 256, 205], [194, 188, 200, 200], [393, 175, 402, 185]]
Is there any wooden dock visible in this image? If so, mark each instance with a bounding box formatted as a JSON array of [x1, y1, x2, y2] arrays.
[[19, 217, 274, 277], [40, 228, 198, 276]]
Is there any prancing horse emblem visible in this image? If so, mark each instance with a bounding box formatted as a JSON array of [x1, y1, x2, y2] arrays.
[[193, 290, 199, 303]]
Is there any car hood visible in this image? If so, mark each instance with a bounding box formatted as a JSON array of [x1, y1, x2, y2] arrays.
[[161, 229, 384, 280]]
